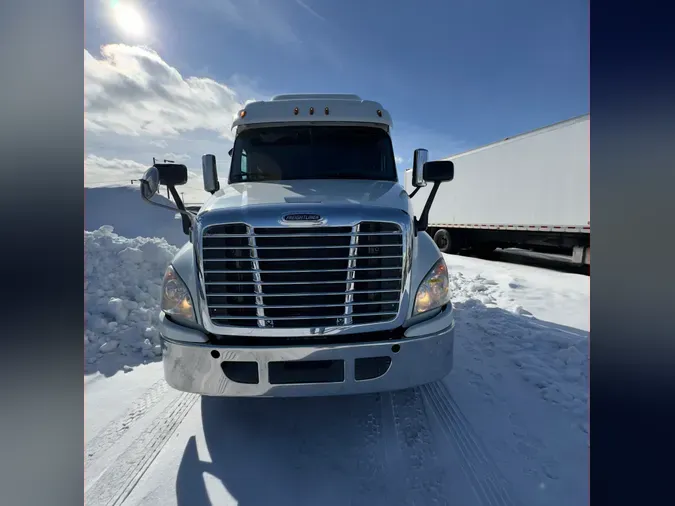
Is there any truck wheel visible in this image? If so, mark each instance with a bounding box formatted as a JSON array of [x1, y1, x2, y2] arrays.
[[433, 229, 455, 254]]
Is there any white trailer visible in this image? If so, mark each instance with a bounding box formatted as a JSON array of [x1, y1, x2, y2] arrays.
[[406, 114, 590, 265]]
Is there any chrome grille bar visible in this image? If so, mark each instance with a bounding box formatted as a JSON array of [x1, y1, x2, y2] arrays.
[[344, 223, 360, 326], [204, 255, 403, 262], [247, 225, 266, 328], [205, 277, 403, 285], [206, 232, 400, 238], [208, 301, 398, 309], [204, 267, 402, 274], [211, 312, 398, 321], [203, 244, 400, 250]]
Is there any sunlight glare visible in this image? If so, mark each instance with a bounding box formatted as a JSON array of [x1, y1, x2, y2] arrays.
[[113, 3, 146, 38]]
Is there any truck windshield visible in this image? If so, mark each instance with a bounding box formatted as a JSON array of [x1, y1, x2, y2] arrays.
[[228, 125, 398, 183]]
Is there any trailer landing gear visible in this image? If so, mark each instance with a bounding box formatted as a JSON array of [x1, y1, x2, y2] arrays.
[[572, 246, 590, 266]]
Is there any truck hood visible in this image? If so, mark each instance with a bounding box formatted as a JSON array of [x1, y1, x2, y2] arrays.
[[200, 180, 411, 213]]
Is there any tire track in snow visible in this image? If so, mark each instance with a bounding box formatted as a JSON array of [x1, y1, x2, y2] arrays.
[[421, 381, 520, 506], [386, 387, 450, 505], [86, 379, 172, 466], [336, 393, 391, 505], [379, 392, 408, 506], [85, 391, 199, 506]]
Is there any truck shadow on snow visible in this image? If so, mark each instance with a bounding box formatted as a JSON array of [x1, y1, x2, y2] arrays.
[[457, 248, 590, 276], [173, 303, 588, 506], [176, 391, 392, 506]]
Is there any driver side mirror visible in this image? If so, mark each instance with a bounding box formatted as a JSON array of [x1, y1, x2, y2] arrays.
[[411, 148, 428, 188], [154, 163, 188, 186], [140, 163, 189, 200], [139, 162, 194, 236]]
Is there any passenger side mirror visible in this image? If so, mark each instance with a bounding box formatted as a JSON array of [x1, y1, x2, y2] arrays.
[[411, 149, 428, 188], [423, 160, 454, 182], [202, 154, 220, 194]]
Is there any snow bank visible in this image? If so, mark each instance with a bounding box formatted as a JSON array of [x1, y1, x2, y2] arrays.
[[85, 186, 189, 247], [84, 226, 178, 369], [445, 255, 589, 418]]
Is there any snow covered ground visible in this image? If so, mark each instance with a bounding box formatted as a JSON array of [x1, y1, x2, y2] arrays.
[[85, 189, 589, 506]]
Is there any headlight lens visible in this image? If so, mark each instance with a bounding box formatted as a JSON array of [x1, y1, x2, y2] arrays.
[[413, 258, 451, 316], [161, 265, 196, 324]]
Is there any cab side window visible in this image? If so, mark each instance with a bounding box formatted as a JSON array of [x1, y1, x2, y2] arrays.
[[240, 149, 248, 177]]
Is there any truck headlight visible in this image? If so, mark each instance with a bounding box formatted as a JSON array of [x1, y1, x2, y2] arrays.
[[161, 265, 196, 324], [413, 258, 451, 316]]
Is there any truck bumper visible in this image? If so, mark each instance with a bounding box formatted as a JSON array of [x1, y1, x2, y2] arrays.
[[159, 304, 455, 397]]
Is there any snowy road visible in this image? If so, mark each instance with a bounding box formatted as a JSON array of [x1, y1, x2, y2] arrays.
[[85, 368, 585, 506], [85, 243, 588, 506], [85, 380, 525, 506]]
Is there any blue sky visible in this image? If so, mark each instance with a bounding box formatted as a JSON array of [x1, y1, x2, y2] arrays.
[[84, 0, 588, 195]]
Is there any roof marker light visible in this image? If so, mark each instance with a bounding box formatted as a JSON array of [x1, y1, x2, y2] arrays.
[[376, 109, 383, 117], [293, 107, 299, 115], [325, 107, 330, 115], [239, 110, 247, 118], [309, 107, 315, 115]]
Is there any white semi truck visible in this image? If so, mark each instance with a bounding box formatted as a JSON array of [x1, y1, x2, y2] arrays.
[[406, 114, 590, 265], [139, 94, 456, 397]]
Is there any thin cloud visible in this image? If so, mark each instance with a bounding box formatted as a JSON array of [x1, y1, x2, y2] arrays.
[[194, 0, 300, 46], [85, 154, 149, 186], [295, 0, 326, 21], [162, 152, 191, 163], [178, 0, 340, 67], [149, 139, 168, 148]]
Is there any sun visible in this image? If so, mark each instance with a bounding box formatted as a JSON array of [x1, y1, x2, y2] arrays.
[[112, 2, 146, 38]]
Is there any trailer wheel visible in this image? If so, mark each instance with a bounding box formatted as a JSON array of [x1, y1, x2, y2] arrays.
[[433, 229, 456, 254]]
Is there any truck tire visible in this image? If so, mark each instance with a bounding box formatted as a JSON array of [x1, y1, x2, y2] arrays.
[[433, 229, 456, 254]]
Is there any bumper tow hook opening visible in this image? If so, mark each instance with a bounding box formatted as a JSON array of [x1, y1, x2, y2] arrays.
[[391, 344, 401, 353], [222, 361, 260, 384], [355, 356, 392, 381], [210, 350, 220, 359]]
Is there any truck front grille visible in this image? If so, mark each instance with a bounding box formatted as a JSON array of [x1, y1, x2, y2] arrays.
[[201, 222, 404, 329]]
